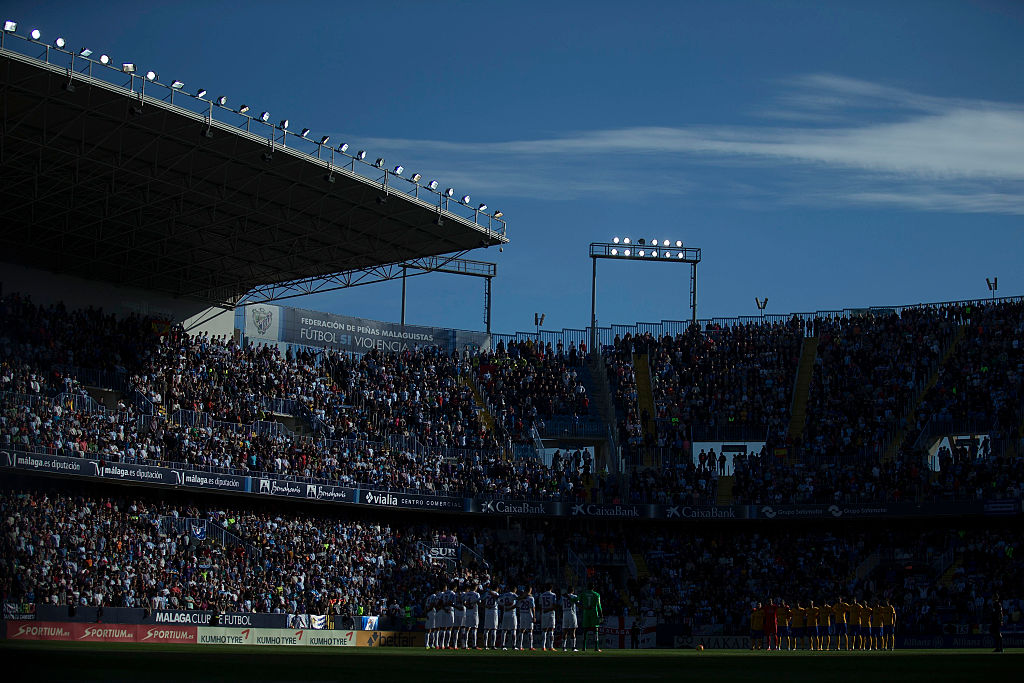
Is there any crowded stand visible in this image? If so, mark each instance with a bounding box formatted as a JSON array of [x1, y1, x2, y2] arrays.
[[472, 340, 591, 443]]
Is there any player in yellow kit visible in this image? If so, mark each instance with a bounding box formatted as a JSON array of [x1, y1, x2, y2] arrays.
[[805, 600, 819, 651], [860, 601, 872, 650], [778, 602, 792, 651], [750, 602, 764, 650], [849, 599, 862, 650], [833, 597, 850, 651], [871, 601, 884, 650], [818, 601, 832, 651], [791, 601, 806, 650], [884, 599, 897, 651]]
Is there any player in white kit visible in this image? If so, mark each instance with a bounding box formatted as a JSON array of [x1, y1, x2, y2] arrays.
[[538, 584, 559, 651], [561, 586, 579, 652], [482, 584, 500, 649], [517, 586, 536, 651], [425, 591, 437, 649], [440, 583, 457, 649], [462, 585, 481, 649], [499, 586, 518, 650], [453, 581, 466, 650]]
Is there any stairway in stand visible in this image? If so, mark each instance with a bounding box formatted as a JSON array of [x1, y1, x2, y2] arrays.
[[715, 475, 734, 506], [631, 353, 658, 468], [785, 336, 819, 464]]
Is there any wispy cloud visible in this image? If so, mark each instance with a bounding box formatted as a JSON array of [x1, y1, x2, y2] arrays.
[[354, 75, 1024, 212]]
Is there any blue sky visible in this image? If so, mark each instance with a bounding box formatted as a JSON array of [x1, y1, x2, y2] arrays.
[[8, 1, 1023, 334]]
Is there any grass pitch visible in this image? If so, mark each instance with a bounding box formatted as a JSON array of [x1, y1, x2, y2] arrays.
[[2, 642, 1018, 682]]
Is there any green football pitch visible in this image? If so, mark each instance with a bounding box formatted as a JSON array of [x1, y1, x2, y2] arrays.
[[2, 642, 1018, 682]]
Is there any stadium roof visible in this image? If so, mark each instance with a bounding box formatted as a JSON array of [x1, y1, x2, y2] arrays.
[[0, 38, 508, 307]]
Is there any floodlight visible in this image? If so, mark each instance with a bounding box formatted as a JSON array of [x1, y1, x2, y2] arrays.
[[613, 237, 620, 244], [54, 37, 66, 48], [319, 135, 330, 144], [259, 111, 270, 122], [662, 239, 669, 247], [393, 165, 404, 175], [427, 180, 439, 191], [356, 150, 366, 160], [121, 63, 136, 73], [79, 48, 94, 57], [3, 21, 17, 32], [238, 104, 250, 114], [675, 240, 683, 247], [677, 252, 685, 258], [444, 188, 455, 198], [337, 142, 349, 152], [651, 250, 658, 257], [279, 119, 289, 129], [374, 158, 386, 168], [651, 239, 659, 246], [493, 210, 503, 218], [638, 250, 646, 257], [637, 238, 645, 245], [171, 80, 185, 89], [145, 71, 158, 81], [611, 248, 618, 256], [300, 128, 311, 138], [477, 203, 487, 211], [30, 29, 40, 40], [216, 95, 227, 106], [410, 173, 422, 183], [99, 55, 110, 65], [195, 88, 207, 98], [461, 195, 471, 204], [623, 249, 631, 256], [623, 238, 631, 244]]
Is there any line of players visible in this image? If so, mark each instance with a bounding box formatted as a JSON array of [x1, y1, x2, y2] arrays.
[[750, 597, 898, 651], [424, 581, 603, 652]]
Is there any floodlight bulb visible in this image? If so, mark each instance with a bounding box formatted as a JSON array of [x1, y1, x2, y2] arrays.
[[611, 248, 618, 256], [54, 37, 66, 48], [393, 165, 404, 175], [30, 29, 41, 40], [623, 238, 631, 245], [145, 71, 157, 81], [356, 150, 366, 160], [676, 240, 682, 247], [320, 135, 330, 144], [652, 250, 658, 257], [613, 237, 620, 244], [411, 173, 422, 183], [3, 21, 17, 32], [374, 158, 386, 168], [444, 188, 455, 198], [99, 55, 110, 65], [121, 63, 136, 73], [301, 128, 311, 138], [623, 249, 631, 256], [493, 210, 503, 218], [259, 111, 270, 122], [337, 142, 349, 152], [477, 203, 487, 211], [461, 195, 471, 204], [196, 88, 207, 98], [171, 80, 185, 89], [280, 119, 289, 130], [238, 104, 250, 114], [216, 96, 227, 106], [677, 252, 684, 258], [80, 48, 94, 57], [427, 180, 439, 191], [638, 250, 646, 257]]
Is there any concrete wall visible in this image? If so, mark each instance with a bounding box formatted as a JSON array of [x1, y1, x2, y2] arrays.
[[1, 262, 235, 338]]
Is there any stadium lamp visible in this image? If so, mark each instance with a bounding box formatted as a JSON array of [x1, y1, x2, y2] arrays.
[[675, 240, 683, 247], [623, 238, 631, 244], [170, 80, 185, 89], [651, 250, 658, 257], [216, 95, 227, 106], [195, 88, 207, 98], [300, 128, 311, 138], [637, 238, 645, 245], [427, 180, 439, 191], [79, 48, 92, 57], [677, 252, 685, 258], [477, 203, 487, 211], [393, 165, 404, 175], [610, 248, 618, 256], [145, 71, 157, 81], [54, 37, 66, 48], [121, 63, 136, 73], [259, 111, 270, 122], [663, 239, 670, 247], [356, 150, 367, 160], [613, 237, 620, 244], [30, 28, 40, 40], [99, 54, 110, 65], [650, 239, 658, 246], [638, 250, 646, 257], [493, 210, 503, 218], [238, 104, 250, 114], [279, 119, 289, 129], [461, 195, 471, 204], [337, 142, 349, 153], [410, 173, 422, 183], [374, 158, 386, 168], [319, 135, 330, 145], [444, 187, 455, 198], [623, 249, 631, 256], [3, 21, 17, 32]]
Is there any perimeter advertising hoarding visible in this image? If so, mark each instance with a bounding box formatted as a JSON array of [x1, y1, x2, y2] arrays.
[[242, 303, 490, 354], [196, 627, 357, 647], [358, 631, 425, 647], [5, 622, 197, 644], [357, 488, 468, 512]]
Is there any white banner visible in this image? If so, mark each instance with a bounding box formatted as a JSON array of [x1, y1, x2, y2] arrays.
[[196, 626, 356, 647], [600, 616, 657, 649]]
